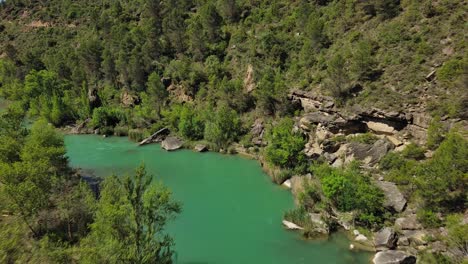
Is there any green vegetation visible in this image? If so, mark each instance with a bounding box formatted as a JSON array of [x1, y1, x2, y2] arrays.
[[380, 130, 468, 213], [79, 165, 181, 264], [265, 118, 306, 169], [0, 109, 180, 263], [310, 162, 385, 227], [0, 0, 465, 138], [0, 0, 467, 261]]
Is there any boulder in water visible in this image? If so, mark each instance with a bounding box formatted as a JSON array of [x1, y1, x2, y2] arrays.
[[194, 144, 208, 152], [282, 220, 303, 230], [161, 137, 183, 151]]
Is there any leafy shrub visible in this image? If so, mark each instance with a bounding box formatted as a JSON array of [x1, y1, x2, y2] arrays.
[[128, 129, 146, 142], [311, 163, 385, 227], [437, 58, 465, 82], [265, 118, 306, 169], [113, 126, 128, 137], [91, 107, 125, 128], [348, 133, 378, 144], [178, 105, 204, 140], [204, 104, 240, 149], [417, 209, 442, 228], [416, 131, 468, 211], [401, 143, 425, 160], [380, 152, 406, 171], [427, 116, 445, 150]]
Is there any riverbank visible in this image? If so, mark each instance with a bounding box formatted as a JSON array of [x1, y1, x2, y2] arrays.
[[62, 125, 374, 251], [64, 134, 373, 263]]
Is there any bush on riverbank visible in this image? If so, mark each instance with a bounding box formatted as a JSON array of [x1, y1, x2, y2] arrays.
[[310, 162, 385, 228]]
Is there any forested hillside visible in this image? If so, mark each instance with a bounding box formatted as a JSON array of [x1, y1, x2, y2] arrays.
[[0, 0, 467, 263]]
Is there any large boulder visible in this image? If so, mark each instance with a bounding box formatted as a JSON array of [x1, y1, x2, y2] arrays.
[[289, 90, 335, 113], [161, 137, 183, 151], [282, 220, 303, 230], [401, 230, 428, 246], [348, 139, 394, 166], [121, 90, 140, 107], [366, 121, 397, 135], [375, 181, 407, 213], [251, 119, 265, 146], [373, 251, 416, 264], [309, 213, 329, 234], [194, 144, 208, 152], [374, 227, 398, 251], [395, 214, 422, 230]]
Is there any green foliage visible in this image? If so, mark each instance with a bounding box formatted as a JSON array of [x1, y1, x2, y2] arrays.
[[204, 104, 240, 149], [348, 133, 378, 144], [427, 116, 445, 150], [178, 105, 204, 140], [146, 72, 168, 118], [79, 165, 181, 264], [437, 58, 465, 82], [311, 163, 385, 227], [265, 118, 306, 169], [417, 209, 442, 228], [23, 70, 74, 125], [416, 131, 468, 211], [445, 214, 468, 262], [91, 107, 126, 128], [401, 143, 425, 160]]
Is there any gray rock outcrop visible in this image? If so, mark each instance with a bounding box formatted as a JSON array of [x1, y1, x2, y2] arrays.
[[373, 250, 416, 264], [374, 227, 398, 251], [395, 215, 422, 230], [194, 144, 208, 152], [161, 136, 183, 151], [375, 181, 407, 213], [348, 139, 394, 166]]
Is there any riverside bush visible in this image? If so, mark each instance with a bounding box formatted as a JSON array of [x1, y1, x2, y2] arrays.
[[265, 118, 306, 169], [311, 162, 385, 227]]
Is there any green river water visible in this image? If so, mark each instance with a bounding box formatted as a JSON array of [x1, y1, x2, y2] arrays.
[[65, 135, 372, 264]]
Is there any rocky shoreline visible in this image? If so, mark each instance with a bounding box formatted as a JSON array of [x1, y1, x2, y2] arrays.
[[62, 90, 467, 264]]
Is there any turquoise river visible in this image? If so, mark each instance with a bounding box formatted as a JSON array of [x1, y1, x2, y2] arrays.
[[65, 135, 372, 264]]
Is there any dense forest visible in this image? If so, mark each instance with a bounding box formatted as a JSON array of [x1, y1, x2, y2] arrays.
[[0, 0, 467, 263]]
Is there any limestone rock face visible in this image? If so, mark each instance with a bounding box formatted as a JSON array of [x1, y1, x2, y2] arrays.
[[373, 251, 416, 264], [348, 139, 394, 166], [401, 230, 428, 246], [395, 214, 422, 230], [375, 181, 407, 213], [244, 64, 256, 93], [121, 90, 139, 107], [194, 144, 208, 152], [251, 119, 265, 146], [366, 121, 397, 135], [374, 227, 398, 251], [161, 136, 183, 151], [309, 213, 329, 234]]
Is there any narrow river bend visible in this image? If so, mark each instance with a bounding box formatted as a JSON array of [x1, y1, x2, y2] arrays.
[[65, 135, 371, 264]]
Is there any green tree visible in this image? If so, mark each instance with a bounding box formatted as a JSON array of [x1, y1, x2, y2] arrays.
[[416, 131, 467, 211], [147, 72, 168, 118], [79, 165, 181, 264], [265, 118, 306, 169], [204, 104, 240, 149], [325, 53, 351, 100], [178, 105, 204, 140]]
